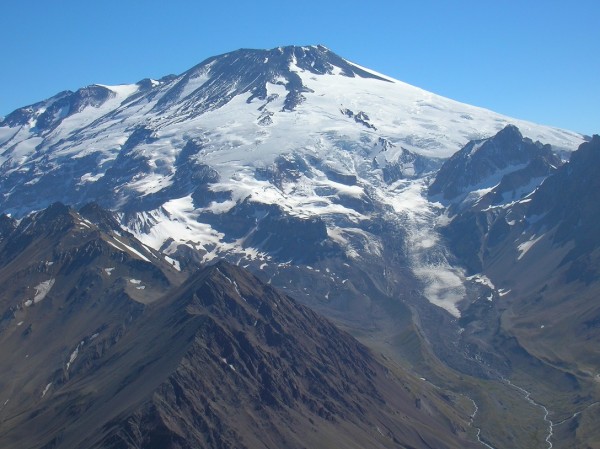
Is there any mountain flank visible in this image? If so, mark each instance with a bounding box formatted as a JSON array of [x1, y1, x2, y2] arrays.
[[0, 204, 479, 449]]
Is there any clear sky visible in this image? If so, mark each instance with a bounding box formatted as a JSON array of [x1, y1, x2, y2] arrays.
[[1, 0, 598, 135]]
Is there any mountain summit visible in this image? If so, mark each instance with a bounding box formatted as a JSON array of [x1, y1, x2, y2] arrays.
[[149, 45, 390, 114]]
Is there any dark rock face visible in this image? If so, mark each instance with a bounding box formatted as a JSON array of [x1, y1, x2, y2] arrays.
[[341, 108, 377, 130], [94, 126, 158, 198], [529, 136, 600, 239], [0, 213, 16, 242], [524, 135, 600, 267], [429, 125, 561, 203], [82, 262, 476, 449], [442, 210, 489, 274], [0, 202, 76, 263], [0, 150, 106, 215], [78, 202, 124, 233], [1, 86, 114, 132], [0, 92, 71, 128], [200, 199, 340, 263], [480, 155, 557, 205], [153, 45, 390, 117], [36, 86, 115, 133], [0, 204, 180, 449], [121, 125, 158, 152], [434, 126, 569, 274], [325, 168, 358, 186]]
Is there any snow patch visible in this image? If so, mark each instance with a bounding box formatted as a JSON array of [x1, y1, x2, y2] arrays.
[[33, 279, 55, 303], [107, 237, 150, 262], [80, 172, 104, 183], [517, 234, 544, 260], [467, 274, 496, 290], [41, 382, 52, 398], [220, 357, 236, 371], [66, 341, 84, 371]]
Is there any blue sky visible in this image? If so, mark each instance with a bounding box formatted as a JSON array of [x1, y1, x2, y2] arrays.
[[1, 0, 598, 135]]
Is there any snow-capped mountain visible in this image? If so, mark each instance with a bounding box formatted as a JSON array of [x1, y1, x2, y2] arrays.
[[0, 45, 584, 319], [0, 45, 581, 213], [2, 45, 599, 449]]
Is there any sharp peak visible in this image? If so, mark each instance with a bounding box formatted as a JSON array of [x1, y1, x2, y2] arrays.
[[202, 259, 249, 279], [568, 133, 600, 163], [495, 123, 523, 138], [487, 124, 552, 149], [35, 201, 73, 217], [184, 260, 267, 295], [14, 202, 80, 234], [464, 124, 525, 147]]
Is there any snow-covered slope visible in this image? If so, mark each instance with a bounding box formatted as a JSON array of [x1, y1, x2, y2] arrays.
[[0, 46, 581, 205], [0, 45, 585, 317]]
